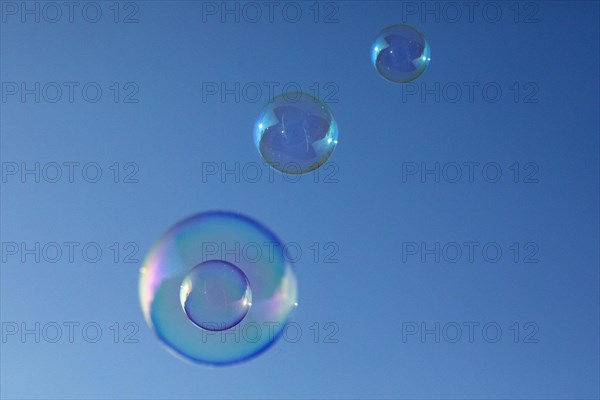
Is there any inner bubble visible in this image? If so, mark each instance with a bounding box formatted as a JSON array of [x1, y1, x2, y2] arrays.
[[179, 260, 252, 331]]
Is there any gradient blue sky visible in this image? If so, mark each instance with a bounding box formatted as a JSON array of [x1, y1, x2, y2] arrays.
[[1, 1, 599, 399]]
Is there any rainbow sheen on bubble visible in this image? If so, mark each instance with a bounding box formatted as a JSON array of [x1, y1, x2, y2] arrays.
[[180, 260, 252, 332], [139, 211, 298, 366], [254, 92, 338, 174], [371, 24, 431, 83]]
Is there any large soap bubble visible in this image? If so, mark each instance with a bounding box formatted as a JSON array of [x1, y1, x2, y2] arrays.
[[139, 211, 298, 365]]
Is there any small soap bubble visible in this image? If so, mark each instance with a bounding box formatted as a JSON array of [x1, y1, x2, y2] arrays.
[[372, 24, 431, 83]]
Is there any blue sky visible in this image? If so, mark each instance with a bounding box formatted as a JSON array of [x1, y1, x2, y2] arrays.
[[1, 1, 599, 399]]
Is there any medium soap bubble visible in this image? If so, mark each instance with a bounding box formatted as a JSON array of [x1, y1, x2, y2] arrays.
[[254, 92, 338, 174]]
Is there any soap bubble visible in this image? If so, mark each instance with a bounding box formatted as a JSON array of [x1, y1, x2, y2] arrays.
[[372, 24, 431, 83], [139, 211, 298, 366], [254, 92, 338, 174], [180, 260, 252, 332]]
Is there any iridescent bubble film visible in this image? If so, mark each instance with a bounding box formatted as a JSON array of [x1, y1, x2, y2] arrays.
[[180, 260, 252, 332], [254, 92, 338, 174], [371, 24, 431, 83], [139, 211, 298, 366]]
